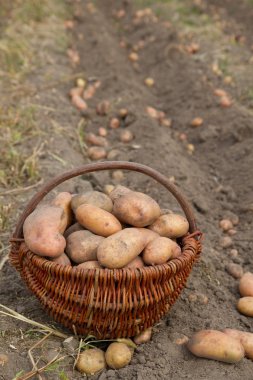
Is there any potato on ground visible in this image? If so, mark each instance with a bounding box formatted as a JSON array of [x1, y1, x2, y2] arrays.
[[134, 327, 152, 345], [105, 342, 132, 369], [125, 256, 144, 269], [66, 230, 104, 264], [77, 261, 102, 269], [23, 205, 66, 258], [75, 204, 122, 237], [113, 191, 161, 227], [97, 228, 146, 269], [50, 252, 71, 266], [239, 272, 253, 297], [109, 185, 132, 202], [142, 237, 180, 265], [223, 329, 253, 360], [187, 330, 244, 363], [64, 222, 84, 238], [148, 213, 189, 238], [71, 191, 113, 212], [237, 297, 253, 317], [51, 192, 72, 231], [76, 348, 106, 375]]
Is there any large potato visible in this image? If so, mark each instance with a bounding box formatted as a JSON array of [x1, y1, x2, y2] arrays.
[[23, 205, 66, 258], [75, 204, 122, 237], [148, 213, 189, 238], [125, 256, 144, 269], [64, 222, 84, 238], [51, 192, 72, 231], [105, 342, 132, 369], [239, 272, 253, 297], [223, 329, 253, 360], [71, 191, 113, 212], [97, 228, 146, 269], [187, 330, 244, 363], [77, 261, 102, 269], [50, 252, 71, 266], [66, 230, 104, 264], [113, 192, 161, 227], [109, 185, 132, 202], [137, 228, 159, 245], [142, 237, 180, 265], [237, 297, 253, 317], [76, 348, 106, 375]]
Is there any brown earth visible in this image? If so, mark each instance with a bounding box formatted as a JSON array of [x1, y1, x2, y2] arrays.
[[0, 0, 253, 379]]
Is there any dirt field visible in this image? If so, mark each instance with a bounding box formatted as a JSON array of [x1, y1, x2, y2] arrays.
[[1, 0, 253, 379]]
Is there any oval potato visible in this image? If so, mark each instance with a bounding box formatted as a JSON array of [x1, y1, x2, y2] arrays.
[[148, 213, 189, 238], [97, 228, 146, 269], [142, 237, 177, 265], [64, 222, 84, 239], [105, 342, 132, 369], [76, 348, 106, 375], [51, 192, 72, 231], [113, 192, 161, 227], [71, 191, 113, 212], [237, 297, 253, 317], [77, 261, 102, 269], [109, 185, 132, 202], [66, 230, 104, 264], [223, 329, 253, 360], [239, 272, 253, 297], [75, 204, 122, 237], [187, 330, 244, 363], [137, 228, 159, 245], [50, 252, 71, 266], [125, 256, 145, 269]]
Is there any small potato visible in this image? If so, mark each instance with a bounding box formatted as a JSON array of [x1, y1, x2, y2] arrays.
[[187, 330, 244, 363], [76, 348, 106, 375], [237, 297, 253, 317], [97, 228, 146, 269], [109, 185, 132, 202], [51, 192, 72, 231], [66, 230, 104, 264], [105, 342, 132, 369], [71, 191, 113, 212], [148, 213, 189, 238], [134, 328, 152, 345], [142, 237, 177, 265], [64, 223, 84, 238], [113, 192, 161, 227], [239, 272, 253, 297], [50, 253, 71, 266], [125, 256, 144, 269], [223, 329, 253, 360], [77, 261, 102, 269], [76, 204, 122, 237]]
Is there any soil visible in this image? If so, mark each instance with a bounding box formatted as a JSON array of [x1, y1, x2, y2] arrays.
[[1, 0, 253, 379]]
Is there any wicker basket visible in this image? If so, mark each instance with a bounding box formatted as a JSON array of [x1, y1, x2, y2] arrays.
[[9, 161, 202, 339]]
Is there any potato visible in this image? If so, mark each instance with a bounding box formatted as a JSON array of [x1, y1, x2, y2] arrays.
[[239, 272, 253, 297], [77, 261, 102, 269], [137, 228, 159, 245], [125, 256, 144, 269], [171, 243, 182, 259], [97, 228, 146, 269], [105, 342, 132, 369], [109, 185, 132, 202], [66, 230, 104, 264], [134, 327, 152, 345], [76, 348, 106, 375], [64, 222, 84, 238], [142, 237, 177, 265], [187, 330, 244, 363], [223, 329, 253, 360], [71, 191, 113, 212], [113, 192, 161, 227], [148, 213, 189, 238], [75, 204, 122, 237], [51, 192, 72, 231], [23, 205, 66, 258], [237, 297, 253, 317], [50, 253, 71, 266]]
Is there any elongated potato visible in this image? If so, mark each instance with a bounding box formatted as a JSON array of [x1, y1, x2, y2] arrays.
[[97, 228, 146, 269], [125, 256, 144, 269], [113, 192, 161, 227], [148, 213, 189, 238], [71, 191, 113, 212], [223, 329, 253, 360], [137, 228, 159, 245], [75, 204, 122, 237], [109, 185, 132, 202], [64, 222, 84, 238], [23, 205, 66, 258], [142, 237, 178, 265], [50, 252, 71, 266], [239, 272, 253, 297], [105, 342, 132, 369], [77, 261, 102, 269], [187, 330, 244, 363], [237, 297, 253, 317], [51, 192, 72, 231], [66, 230, 104, 264]]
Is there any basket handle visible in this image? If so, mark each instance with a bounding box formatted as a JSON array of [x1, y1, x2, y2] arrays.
[[12, 161, 198, 239]]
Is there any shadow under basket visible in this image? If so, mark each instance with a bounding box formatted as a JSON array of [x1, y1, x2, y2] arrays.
[[9, 161, 202, 339]]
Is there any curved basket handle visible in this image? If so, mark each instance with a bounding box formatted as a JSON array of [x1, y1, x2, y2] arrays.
[[12, 161, 198, 238]]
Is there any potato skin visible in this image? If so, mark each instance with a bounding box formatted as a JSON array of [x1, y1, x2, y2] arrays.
[[51, 192, 72, 231], [50, 252, 71, 266], [148, 213, 189, 238], [237, 297, 253, 317], [71, 191, 113, 212], [137, 228, 159, 245], [113, 191, 161, 227], [76, 348, 106, 375], [125, 256, 144, 269], [75, 204, 122, 237], [239, 272, 253, 297], [97, 228, 146, 269], [77, 261, 102, 269], [109, 185, 132, 202], [187, 330, 244, 363], [66, 230, 104, 264], [223, 329, 253, 360], [105, 342, 132, 369], [134, 327, 152, 345], [64, 222, 84, 238], [23, 205, 66, 258], [143, 237, 179, 265]]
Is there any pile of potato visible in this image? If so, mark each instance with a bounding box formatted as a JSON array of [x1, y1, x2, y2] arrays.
[[23, 185, 189, 270]]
